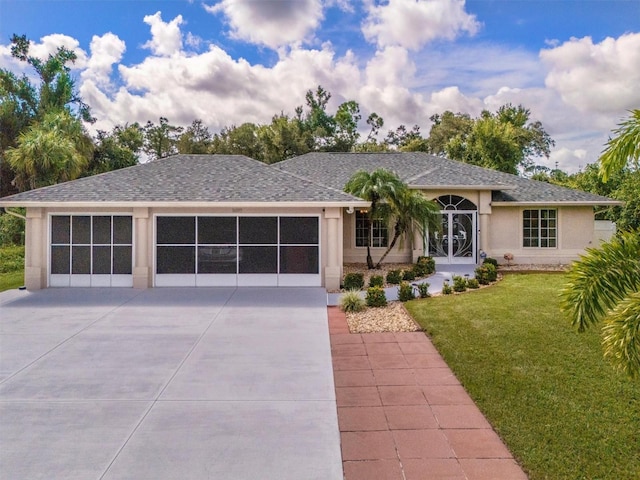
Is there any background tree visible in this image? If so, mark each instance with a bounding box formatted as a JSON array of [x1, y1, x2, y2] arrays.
[[143, 117, 183, 160], [0, 34, 93, 195], [425, 105, 554, 174], [344, 168, 406, 269], [6, 110, 93, 190], [177, 119, 212, 154], [88, 123, 143, 175]]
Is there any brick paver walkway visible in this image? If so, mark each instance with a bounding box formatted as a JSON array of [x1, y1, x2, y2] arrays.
[[328, 307, 528, 480]]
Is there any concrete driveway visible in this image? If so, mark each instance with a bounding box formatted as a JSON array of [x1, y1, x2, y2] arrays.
[[0, 287, 342, 480]]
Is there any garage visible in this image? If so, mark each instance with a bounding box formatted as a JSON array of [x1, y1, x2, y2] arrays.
[[154, 215, 320, 287], [49, 214, 133, 287]]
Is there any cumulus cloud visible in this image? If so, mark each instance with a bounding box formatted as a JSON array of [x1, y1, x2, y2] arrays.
[[541, 33, 640, 113], [0, 34, 88, 72], [142, 12, 184, 56], [204, 0, 324, 49], [362, 0, 480, 50], [81, 33, 126, 90]]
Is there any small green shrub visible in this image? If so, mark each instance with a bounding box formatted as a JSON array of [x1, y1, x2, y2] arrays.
[[475, 263, 497, 285], [366, 286, 387, 307], [398, 281, 416, 302], [466, 278, 480, 289], [402, 269, 416, 281], [0, 245, 25, 274], [442, 280, 453, 295], [369, 275, 384, 288], [0, 211, 25, 246], [414, 256, 435, 276], [340, 290, 366, 312], [417, 282, 430, 298], [483, 257, 498, 267], [386, 269, 402, 285], [453, 275, 467, 292], [343, 272, 364, 290]]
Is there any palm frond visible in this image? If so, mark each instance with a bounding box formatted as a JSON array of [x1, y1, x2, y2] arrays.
[[561, 230, 640, 332], [601, 291, 640, 378]]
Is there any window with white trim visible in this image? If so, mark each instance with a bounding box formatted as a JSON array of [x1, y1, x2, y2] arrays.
[[355, 211, 388, 248], [523, 209, 557, 248]]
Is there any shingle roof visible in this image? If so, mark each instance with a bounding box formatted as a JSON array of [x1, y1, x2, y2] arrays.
[[0, 154, 366, 206], [275, 152, 619, 205]]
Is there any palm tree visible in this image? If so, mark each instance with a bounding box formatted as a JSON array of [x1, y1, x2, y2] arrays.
[[561, 231, 640, 377], [6, 110, 93, 190], [599, 109, 640, 181], [344, 168, 406, 269], [374, 188, 440, 268], [561, 109, 640, 377]]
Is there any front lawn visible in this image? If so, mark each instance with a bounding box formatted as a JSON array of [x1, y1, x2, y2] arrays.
[[405, 273, 640, 480]]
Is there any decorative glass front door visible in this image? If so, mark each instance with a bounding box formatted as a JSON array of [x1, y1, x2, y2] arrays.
[[427, 195, 477, 264]]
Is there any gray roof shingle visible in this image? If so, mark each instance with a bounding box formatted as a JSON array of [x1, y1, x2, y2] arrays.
[[0, 154, 365, 205], [275, 152, 619, 204]]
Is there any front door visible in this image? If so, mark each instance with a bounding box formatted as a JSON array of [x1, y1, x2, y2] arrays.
[[428, 211, 476, 264]]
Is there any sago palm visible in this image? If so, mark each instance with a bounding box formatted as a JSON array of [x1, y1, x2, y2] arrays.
[[561, 230, 640, 377]]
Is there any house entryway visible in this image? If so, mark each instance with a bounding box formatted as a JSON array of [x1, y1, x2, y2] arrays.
[[427, 195, 477, 265]]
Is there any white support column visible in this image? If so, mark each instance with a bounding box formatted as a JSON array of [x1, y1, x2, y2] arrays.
[[25, 208, 44, 290], [133, 207, 150, 288], [324, 208, 342, 290]]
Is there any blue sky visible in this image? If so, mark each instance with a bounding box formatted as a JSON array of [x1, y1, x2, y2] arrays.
[[1, 0, 639, 172]]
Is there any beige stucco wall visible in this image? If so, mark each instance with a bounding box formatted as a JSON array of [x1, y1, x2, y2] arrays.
[[487, 205, 596, 264], [24, 205, 343, 290]]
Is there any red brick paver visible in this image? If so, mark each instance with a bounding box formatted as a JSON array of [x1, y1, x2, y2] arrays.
[[328, 306, 528, 480]]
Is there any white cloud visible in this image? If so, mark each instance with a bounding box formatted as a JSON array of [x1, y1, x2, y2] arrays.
[[204, 0, 324, 49], [541, 32, 640, 114], [142, 12, 184, 56], [362, 0, 480, 50], [81, 33, 126, 90]]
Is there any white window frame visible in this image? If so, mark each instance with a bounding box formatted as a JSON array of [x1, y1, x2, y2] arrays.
[[523, 208, 557, 248], [355, 210, 388, 248]]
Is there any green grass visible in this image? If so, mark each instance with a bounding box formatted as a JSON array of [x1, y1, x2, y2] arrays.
[[0, 270, 24, 292], [0, 244, 24, 292], [405, 273, 640, 480]]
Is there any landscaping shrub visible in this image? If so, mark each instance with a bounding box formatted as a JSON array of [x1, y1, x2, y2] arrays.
[[417, 282, 430, 298], [340, 290, 366, 312], [0, 212, 25, 246], [369, 275, 384, 288], [442, 280, 453, 295], [483, 257, 498, 268], [0, 245, 25, 274], [398, 281, 416, 302], [386, 269, 402, 285], [402, 269, 416, 281], [452, 275, 467, 292], [466, 278, 480, 289], [475, 263, 497, 285], [343, 272, 364, 290], [414, 256, 435, 276], [366, 286, 387, 307]]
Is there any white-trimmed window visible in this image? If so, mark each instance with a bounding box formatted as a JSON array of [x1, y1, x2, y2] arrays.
[[355, 211, 388, 248], [523, 209, 557, 248]]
